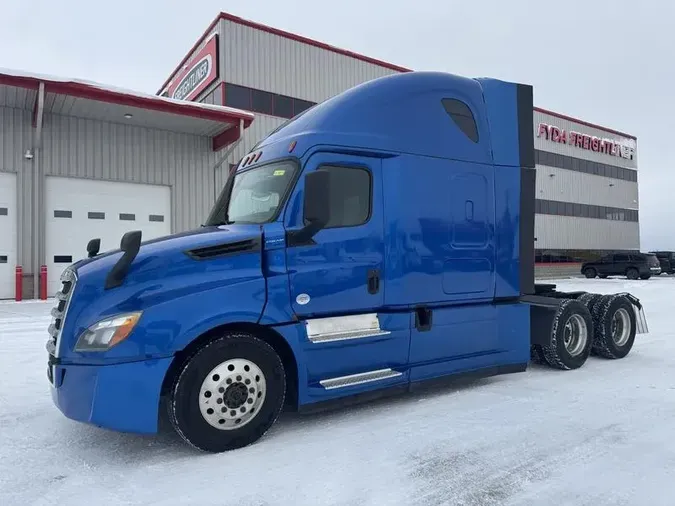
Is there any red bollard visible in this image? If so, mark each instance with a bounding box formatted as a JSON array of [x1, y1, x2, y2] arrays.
[[15, 266, 22, 302], [39, 265, 47, 300]]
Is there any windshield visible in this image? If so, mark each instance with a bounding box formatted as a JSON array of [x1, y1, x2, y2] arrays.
[[205, 161, 297, 226]]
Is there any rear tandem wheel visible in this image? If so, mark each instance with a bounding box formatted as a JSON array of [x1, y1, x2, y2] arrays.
[[590, 294, 637, 359], [541, 299, 594, 370]]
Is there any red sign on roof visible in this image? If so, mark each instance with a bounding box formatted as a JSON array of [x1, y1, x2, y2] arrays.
[[162, 34, 219, 102]]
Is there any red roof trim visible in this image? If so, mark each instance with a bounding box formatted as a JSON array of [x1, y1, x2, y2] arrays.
[[158, 11, 411, 94], [0, 72, 253, 142], [0, 74, 40, 91], [212, 123, 242, 151], [534, 106, 636, 140]]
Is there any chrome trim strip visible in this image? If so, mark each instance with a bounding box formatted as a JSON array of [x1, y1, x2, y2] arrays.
[[319, 368, 402, 390], [51, 268, 78, 359], [305, 313, 391, 344]]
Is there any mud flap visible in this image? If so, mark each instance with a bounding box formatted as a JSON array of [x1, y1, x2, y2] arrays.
[[620, 292, 649, 334]]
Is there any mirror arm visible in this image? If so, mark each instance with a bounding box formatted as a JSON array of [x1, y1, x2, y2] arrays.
[[286, 218, 326, 247]]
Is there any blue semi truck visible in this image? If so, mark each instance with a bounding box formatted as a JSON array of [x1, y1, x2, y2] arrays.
[[46, 71, 648, 452]]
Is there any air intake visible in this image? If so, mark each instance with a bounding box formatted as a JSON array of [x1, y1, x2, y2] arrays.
[[186, 239, 260, 260]]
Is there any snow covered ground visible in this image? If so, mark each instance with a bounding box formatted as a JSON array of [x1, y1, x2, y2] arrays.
[[1, 277, 674, 506]]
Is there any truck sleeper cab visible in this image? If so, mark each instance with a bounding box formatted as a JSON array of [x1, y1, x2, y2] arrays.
[[46, 71, 649, 453]]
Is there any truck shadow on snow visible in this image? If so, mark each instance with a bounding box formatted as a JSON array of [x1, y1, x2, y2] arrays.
[[55, 373, 513, 464]]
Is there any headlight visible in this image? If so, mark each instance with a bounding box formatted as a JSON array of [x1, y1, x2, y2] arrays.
[[74, 312, 143, 352]]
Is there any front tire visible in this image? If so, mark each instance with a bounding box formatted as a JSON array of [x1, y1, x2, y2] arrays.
[[542, 299, 594, 370], [168, 331, 286, 453]]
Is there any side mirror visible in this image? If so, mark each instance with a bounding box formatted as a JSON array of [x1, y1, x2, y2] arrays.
[[86, 238, 101, 258], [288, 171, 331, 245], [304, 170, 331, 227]]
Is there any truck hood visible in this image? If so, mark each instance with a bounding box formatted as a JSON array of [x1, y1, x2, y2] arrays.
[[72, 224, 261, 280], [57, 224, 269, 362]]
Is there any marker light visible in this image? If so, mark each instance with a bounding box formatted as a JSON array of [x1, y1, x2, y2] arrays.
[[74, 312, 143, 352]]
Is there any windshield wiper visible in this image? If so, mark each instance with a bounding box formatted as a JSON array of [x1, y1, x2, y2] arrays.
[[206, 220, 235, 227]]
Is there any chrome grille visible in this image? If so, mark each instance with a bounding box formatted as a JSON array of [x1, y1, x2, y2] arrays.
[[47, 268, 77, 358]]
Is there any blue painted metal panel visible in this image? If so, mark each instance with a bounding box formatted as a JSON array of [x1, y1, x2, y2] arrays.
[[475, 78, 519, 168], [493, 167, 521, 298], [381, 154, 496, 306], [259, 222, 294, 324], [475, 78, 522, 298], [256, 72, 493, 166], [409, 302, 530, 382], [50, 357, 172, 434], [272, 312, 410, 406], [60, 225, 267, 363], [284, 152, 385, 317]]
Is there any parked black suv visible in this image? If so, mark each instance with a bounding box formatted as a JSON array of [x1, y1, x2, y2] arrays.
[[649, 251, 675, 275], [581, 252, 662, 280]]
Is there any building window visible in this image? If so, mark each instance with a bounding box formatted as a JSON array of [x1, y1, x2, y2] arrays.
[[224, 83, 251, 110], [149, 214, 164, 222], [88, 212, 105, 220], [294, 99, 314, 115], [536, 199, 638, 222], [274, 95, 294, 119], [223, 82, 318, 120], [0, 207, 7, 216], [441, 98, 479, 143], [54, 255, 73, 263], [53, 210, 72, 218], [535, 149, 637, 182], [119, 213, 136, 221], [317, 165, 372, 228], [251, 89, 274, 115], [0, 255, 7, 263]]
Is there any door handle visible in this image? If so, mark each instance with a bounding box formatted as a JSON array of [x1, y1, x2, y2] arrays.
[[367, 269, 380, 295]]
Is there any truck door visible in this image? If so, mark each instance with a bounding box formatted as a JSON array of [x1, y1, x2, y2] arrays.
[[285, 152, 385, 317]]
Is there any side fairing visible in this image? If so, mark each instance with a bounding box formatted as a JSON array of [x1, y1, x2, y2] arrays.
[[477, 78, 536, 297]]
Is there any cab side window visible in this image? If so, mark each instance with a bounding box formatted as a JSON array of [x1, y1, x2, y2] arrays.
[[317, 165, 371, 228]]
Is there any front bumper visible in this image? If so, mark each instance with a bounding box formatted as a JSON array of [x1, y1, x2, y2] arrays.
[[49, 356, 173, 434]]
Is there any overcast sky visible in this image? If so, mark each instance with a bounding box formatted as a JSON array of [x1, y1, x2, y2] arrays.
[[2, 0, 672, 249]]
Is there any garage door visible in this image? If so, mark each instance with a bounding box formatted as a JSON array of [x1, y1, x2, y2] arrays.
[[0, 172, 17, 299], [45, 177, 171, 297]]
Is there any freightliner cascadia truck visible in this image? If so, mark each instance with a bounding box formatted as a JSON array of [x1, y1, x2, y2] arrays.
[[46, 71, 649, 453]]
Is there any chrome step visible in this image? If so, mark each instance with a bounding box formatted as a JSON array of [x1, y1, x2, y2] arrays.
[[319, 368, 402, 390]]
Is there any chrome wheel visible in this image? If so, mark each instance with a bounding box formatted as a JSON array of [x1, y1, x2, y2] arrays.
[[611, 308, 632, 347], [198, 358, 267, 431], [563, 314, 588, 357]]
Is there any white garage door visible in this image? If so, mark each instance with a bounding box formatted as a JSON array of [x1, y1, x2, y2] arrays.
[[0, 172, 17, 299], [45, 177, 171, 297]]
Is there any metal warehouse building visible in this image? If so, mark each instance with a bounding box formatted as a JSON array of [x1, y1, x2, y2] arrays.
[[0, 11, 640, 299], [159, 12, 640, 274], [0, 70, 253, 299]]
